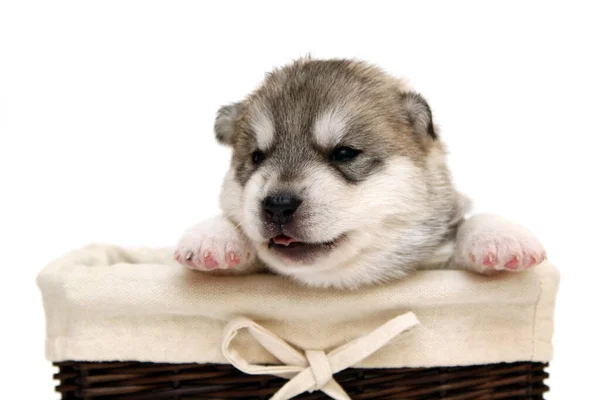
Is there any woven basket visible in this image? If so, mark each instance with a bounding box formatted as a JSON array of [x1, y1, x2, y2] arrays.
[[39, 246, 559, 400], [54, 361, 549, 399]]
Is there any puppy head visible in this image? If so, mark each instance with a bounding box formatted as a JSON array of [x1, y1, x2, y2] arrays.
[[216, 59, 459, 288]]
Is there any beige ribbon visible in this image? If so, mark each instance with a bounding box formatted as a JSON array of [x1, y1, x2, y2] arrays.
[[221, 312, 420, 400]]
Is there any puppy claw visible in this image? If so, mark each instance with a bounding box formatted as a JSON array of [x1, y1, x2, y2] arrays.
[[174, 216, 256, 273], [456, 215, 546, 274], [226, 251, 241, 267], [483, 253, 497, 268], [526, 255, 538, 268], [203, 251, 219, 269], [504, 256, 520, 270]]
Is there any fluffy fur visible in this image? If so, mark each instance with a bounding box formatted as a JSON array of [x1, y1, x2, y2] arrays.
[[174, 58, 545, 289]]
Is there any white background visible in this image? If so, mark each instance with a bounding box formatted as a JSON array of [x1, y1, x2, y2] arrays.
[[1, 1, 599, 398]]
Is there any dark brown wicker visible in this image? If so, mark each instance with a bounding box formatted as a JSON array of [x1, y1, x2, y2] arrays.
[[54, 361, 549, 399]]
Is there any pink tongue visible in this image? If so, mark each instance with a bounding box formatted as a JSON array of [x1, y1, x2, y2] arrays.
[[272, 235, 298, 246]]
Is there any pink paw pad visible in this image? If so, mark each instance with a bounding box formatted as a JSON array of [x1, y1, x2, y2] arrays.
[[460, 220, 546, 274], [504, 256, 520, 270], [226, 252, 241, 267], [482, 252, 498, 268], [203, 251, 219, 270]]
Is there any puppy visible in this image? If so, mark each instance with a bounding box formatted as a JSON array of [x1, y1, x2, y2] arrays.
[[174, 58, 545, 289]]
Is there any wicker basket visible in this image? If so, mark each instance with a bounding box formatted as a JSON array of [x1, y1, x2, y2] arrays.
[[39, 246, 559, 400], [54, 361, 549, 399]]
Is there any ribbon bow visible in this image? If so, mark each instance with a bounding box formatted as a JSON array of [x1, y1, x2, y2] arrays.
[[221, 312, 420, 400]]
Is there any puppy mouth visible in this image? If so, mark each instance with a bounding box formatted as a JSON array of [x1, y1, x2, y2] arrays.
[[267, 234, 344, 262]]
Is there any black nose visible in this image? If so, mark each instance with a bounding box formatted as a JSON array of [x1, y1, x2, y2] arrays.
[[263, 194, 303, 225]]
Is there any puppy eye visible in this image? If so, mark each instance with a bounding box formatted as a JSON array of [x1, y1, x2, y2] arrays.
[[329, 146, 361, 162], [251, 150, 266, 165]]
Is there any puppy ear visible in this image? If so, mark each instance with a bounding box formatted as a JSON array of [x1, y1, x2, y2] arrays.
[[214, 102, 242, 145], [399, 92, 437, 140]]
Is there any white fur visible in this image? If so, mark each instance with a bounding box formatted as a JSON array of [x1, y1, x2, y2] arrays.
[[313, 106, 349, 148], [219, 169, 244, 223], [239, 169, 269, 242], [237, 156, 434, 288], [452, 214, 546, 273], [174, 216, 258, 274], [176, 152, 546, 288], [249, 105, 275, 150], [175, 59, 546, 288]]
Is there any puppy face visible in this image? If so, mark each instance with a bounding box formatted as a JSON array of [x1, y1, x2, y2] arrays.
[[216, 59, 461, 288]]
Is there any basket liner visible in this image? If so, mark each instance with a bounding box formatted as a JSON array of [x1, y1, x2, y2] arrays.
[[37, 245, 559, 368]]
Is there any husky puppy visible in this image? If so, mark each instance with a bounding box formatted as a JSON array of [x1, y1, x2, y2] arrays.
[[174, 58, 545, 289]]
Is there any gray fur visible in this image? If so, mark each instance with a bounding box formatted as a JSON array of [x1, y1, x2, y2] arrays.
[[176, 58, 547, 288], [212, 58, 464, 287], [214, 102, 242, 145]]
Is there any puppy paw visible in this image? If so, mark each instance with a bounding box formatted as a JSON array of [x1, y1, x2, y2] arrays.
[[174, 216, 257, 273], [456, 214, 546, 273]]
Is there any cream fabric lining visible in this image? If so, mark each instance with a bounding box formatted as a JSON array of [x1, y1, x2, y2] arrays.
[[38, 245, 559, 368]]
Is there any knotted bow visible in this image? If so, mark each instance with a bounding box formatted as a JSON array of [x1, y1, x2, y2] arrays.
[[221, 312, 420, 400]]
